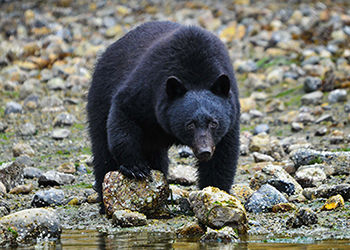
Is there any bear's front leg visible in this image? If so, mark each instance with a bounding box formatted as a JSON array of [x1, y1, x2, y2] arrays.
[[107, 102, 150, 179], [197, 128, 240, 193]]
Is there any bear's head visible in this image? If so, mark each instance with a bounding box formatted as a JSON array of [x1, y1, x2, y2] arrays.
[[164, 74, 236, 161]]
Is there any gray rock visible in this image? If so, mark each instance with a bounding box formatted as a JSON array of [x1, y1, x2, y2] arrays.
[[293, 112, 315, 124], [303, 76, 321, 93], [291, 122, 304, 132], [301, 91, 323, 105], [12, 143, 35, 157], [302, 184, 350, 201], [0, 122, 8, 133], [168, 165, 197, 185], [328, 89, 347, 103], [315, 127, 327, 136], [253, 123, 270, 135], [286, 208, 318, 228], [0, 208, 62, 246], [38, 170, 75, 186], [47, 77, 65, 90], [0, 182, 6, 196], [0, 162, 24, 192], [200, 227, 238, 243], [4, 101, 22, 115], [14, 155, 34, 168], [245, 184, 288, 213], [315, 114, 334, 124], [189, 186, 248, 233], [249, 133, 285, 161], [102, 170, 169, 217], [301, 56, 320, 67], [23, 94, 40, 110], [51, 128, 70, 139], [290, 148, 350, 175], [20, 122, 36, 135], [23, 167, 43, 179], [31, 189, 65, 207], [53, 113, 76, 127], [252, 152, 275, 163], [250, 164, 303, 195], [240, 112, 251, 124], [40, 96, 63, 108], [295, 166, 327, 188], [112, 210, 147, 227], [19, 79, 38, 99], [267, 179, 296, 196], [40, 68, 53, 82]]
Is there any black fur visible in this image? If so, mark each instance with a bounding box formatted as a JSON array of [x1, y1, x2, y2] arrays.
[[87, 21, 240, 213]]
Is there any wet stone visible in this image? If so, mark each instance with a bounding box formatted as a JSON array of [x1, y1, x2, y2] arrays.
[[315, 127, 327, 136], [0, 208, 61, 246], [189, 186, 248, 233], [112, 210, 147, 228], [38, 170, 75, 186], [286, 208, 318, 228], [103, 170, 169, 217], [291, 122, 304, 132], [271, 203, 297, 213], [200, 227, 238, 243], [31, 188, 65, 207], [176, 221, 206, 237], [245, 184, 288, 213]]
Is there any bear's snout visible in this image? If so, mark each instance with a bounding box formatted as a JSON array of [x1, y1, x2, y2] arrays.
[[195, 146, 214, 162]]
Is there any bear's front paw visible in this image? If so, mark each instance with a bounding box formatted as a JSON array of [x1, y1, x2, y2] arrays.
[[120, 163, 150, 179]]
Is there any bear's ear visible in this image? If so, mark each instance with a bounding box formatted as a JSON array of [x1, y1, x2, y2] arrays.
[[166, 76, 186, 99], [210, 74, 231, 97]]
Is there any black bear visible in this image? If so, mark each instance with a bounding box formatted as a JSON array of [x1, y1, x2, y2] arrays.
[[87, 21, 240, 213]]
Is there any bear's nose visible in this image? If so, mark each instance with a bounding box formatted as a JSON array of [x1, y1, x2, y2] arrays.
[[196, 147, 213, 162]]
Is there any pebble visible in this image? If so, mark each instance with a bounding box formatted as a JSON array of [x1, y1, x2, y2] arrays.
[[31, 188, 65, 207], [112, 210, 147, 227], [314, 114, 334, 124], [244, 184, 288, 213], [200, 227, 238, 243], [23, 167, 43, 179], [303, 76, 321, 93], [20, 122, 36, 135], [328, 89, 347, 103], [12, 143, 35, 157], [57, 162, 76, 174], [168, 164, 197, 185], [320, 194, 344, 211], [47, 77, 65, 90], [4, 101, 22, 115], [301, 91, 324, 105], [38, 170, 75, 186], [286, 208, 318, 228], [53, 113, 76, 127], [51, 128, 70, 139], [253, 124, 270, 135], [295, 166, 327, 188]]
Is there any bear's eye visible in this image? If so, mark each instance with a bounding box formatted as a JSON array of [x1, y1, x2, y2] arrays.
[[186, 121, 195, 130], [209, 121, 218, 129]]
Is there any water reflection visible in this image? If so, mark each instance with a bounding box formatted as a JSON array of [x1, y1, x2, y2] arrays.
[[60, 230, 350, 250]]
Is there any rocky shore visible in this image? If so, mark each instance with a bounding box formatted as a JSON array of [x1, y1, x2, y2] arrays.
[[1, 0, 350, 247]]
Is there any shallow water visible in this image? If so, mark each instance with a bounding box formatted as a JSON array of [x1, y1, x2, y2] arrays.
[[58, 230, 350, 250]]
